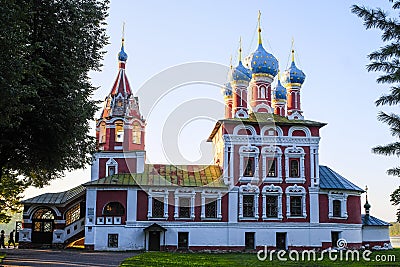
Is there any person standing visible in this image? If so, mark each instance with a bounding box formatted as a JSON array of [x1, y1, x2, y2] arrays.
[[8, 230, 16, 248], [0, 230, 5, 249]]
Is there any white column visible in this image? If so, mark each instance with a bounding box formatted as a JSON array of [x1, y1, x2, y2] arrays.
[[228, 188, 239, 222], [147, 193, 152, 218], [310, 147, 315, 187], [174, 196, 179, 218], [84, 188, 97, 246], [217, 195, 222, 219], [136, 151, 145, 173], [309, 188, 319, 223], [91, 154, 99, 181], [262, 194, 266, 219], [126, 188, 137, 223], [201, 195, 206, 219], [315, 146, 320, 185]]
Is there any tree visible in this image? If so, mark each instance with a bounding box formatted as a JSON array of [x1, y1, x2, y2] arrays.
[[352, 0, 400, 221], [0, 0, 109, 222]]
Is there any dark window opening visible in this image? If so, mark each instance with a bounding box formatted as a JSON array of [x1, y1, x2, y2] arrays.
[[179, 198, 190, 218], [243, 195, 255, 218], [243, 157, 255, 177], [290, 196, 302, 216], [108, 166, 116, 176], [331, 231, 340, 248], [333, 200, 341, 217], [152, 198, 164, 218], [108, 234, 118, 248], [205, 200, 217, 218], [266, 196, 278, 217], [245, 232, 255, 250], [267, 159, 277, 177], [290, 159, 299, 177], [178, 232, 189, 249]]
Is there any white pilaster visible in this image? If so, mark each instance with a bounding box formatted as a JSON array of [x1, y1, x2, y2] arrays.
[[228, 188, 238, 223]]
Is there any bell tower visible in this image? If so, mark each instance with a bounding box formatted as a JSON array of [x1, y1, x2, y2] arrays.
[[91, 33, 146, 181]]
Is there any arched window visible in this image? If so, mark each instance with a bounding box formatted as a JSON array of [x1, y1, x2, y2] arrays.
[[115, 121, 124, 142], [33, 208, 55, 220], [290, 159, 299, 178], [132, 122, 141, 144], [65, 203, 81, 225], [99, 122, 106, 143], [103, 202, 125, 216]]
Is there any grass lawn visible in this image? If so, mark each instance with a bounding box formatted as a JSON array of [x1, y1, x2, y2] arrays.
[[0, 254, 5, 263], [121, 249, 400, 267]]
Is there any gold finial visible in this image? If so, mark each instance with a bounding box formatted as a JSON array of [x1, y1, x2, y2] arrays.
[[229, 55, 233, 69], [278, 70, 281, 81], [291, 37, 295, 62], [258, 10, 262, 45], [239, 37, 242, 62], [122, 22, 126, 46], [365, 185, 369, 201]]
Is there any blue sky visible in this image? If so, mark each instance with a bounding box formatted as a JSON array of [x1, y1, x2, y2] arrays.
[[24, 0, 400, 222]]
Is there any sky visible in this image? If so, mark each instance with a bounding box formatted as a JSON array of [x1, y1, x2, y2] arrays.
[[23, 0, 400, 222]]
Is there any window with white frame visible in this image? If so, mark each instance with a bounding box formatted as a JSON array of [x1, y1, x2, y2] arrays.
[[147, 189, 169, 219], [201, 190, 222, 220], [261, 146, 283, 183], [239, 183, 259, 220], [174, 189, 195, 220], [115, 121, 124, 142], [285, 185, 307, 218], [284, 146, 305, 183], [106, 158, 118, 176], [328, 192, 348, 219], [99, 122, 106, 143], [239, 146, 259, 182], [132, 122, 141, 144], [262, 185, 283, 220]]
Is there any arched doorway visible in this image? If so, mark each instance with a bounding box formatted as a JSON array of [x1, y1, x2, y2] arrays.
[[31, 208, 55, 244]]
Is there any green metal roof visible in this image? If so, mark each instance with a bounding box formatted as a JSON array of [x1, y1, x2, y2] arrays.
[[85, 164, 226, 188], [22, 185, 85, 205]]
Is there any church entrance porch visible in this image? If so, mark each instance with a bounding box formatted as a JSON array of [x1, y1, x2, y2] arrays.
[[31, 208, 55, 244], [143, 223, 167, 251]]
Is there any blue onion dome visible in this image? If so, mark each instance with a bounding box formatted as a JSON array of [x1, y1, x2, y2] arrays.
[[250, 44, 279, 76], [274, 77, 287, 100], [222, 82, 233, 97], [118, 38, 128, 62], [232, 61, 251, 82], [283, 50, 305, 85]]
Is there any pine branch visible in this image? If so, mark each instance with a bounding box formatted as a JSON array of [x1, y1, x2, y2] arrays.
[[372, 141, 400, 156]]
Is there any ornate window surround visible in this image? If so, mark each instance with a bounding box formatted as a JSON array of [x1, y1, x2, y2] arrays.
[[200, 190, 222, 220], [285, 184, 307, 218], [174, 188, 195, 220], [262, 184, 283, 220], [238, 145, 260, 183], [106, 158, 118, 176], [284, 146, 305, 183], [239, 183, 260, 220], [261, 146, 283, 183], [147, 188, 169, 220], [328, 191, 348, 219]]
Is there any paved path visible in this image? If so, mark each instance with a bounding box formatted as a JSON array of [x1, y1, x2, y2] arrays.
[[1, 248, 139, 267]]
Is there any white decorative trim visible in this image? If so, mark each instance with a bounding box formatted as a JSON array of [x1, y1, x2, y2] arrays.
[[174, 188, 196, 220], [284, 146, 306, 183], [288, 126, 311, 138], [260, 125, 283, 137], [97, 217, 104, 224], [147, 188, 169, 219], [328, 191, 348, 219], [261, 146, 283, 183], [223, 135, 321, 146], [285, 184, 307, 218], [233, 125, 256, 136], [235, 108, 249, 119], [253, 103, 273, 113], [25, 205, 61, 218], [201, 189, 222, 220], [238, 145, 260, 183], [262, 184, 283, 220], [288, 110, 304, 120], [106, 158, 118, 176], [239, 183, 260, 220]]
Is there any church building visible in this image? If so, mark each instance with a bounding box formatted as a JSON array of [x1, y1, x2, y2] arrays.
[[19, 14, 391, 251]]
